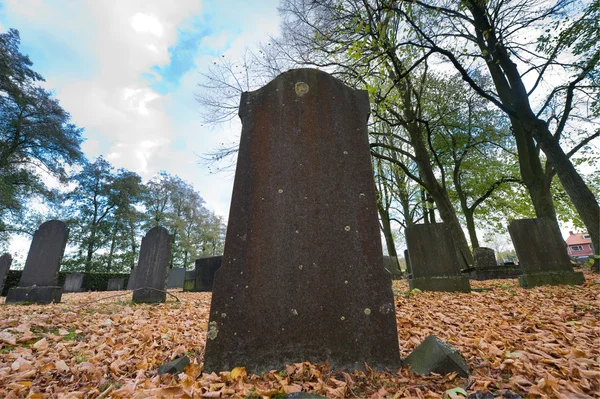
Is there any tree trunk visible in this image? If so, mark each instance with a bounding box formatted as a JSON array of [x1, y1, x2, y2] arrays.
[[107, 219, 120, 273], [84, 225, 96, 273], [129, 219, 137, 270], [464, 208, 479, 249], [378, 202, 399, 259]]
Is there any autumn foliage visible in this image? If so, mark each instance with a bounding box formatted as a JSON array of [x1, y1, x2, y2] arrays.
[[1, 270, 599, 398]]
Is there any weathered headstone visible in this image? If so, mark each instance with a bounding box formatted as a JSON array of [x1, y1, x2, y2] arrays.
[[383, 256, 402, 279], [474, 247, 496, 269], [465, 247, 521, 280], [63, 273, 84, 293], [508, 218, 585, 288], [183, 256, 223, 292], [107, 278, 125, 291], [131, 226, 172, 303], [166, 267, 186, 289], [0, 253, 12, 297], [204, 69, 400, 373], [404, 335, 469, 377], [406, 223, 471, 292], [6, 220, 68, 304]]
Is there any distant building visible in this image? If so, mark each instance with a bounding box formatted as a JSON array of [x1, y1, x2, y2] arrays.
[[566, 231, 594, 257]]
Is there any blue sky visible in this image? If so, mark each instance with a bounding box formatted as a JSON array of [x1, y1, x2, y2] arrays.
[[0, 0, 281, 219]]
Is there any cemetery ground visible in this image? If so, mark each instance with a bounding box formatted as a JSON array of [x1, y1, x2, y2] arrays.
[[0, 270, 599, 399]]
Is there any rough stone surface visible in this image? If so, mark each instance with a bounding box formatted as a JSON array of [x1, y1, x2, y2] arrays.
[[126, 267, 138, 290], [403, 335, 469, 377], [63, 273, 84, 292], [166, 267, 186, 288], [383, 256, 402, 279], [5, 286, 62, 304], [184, 256, 223, 292], [6, 220, 68, 304], [0, 253, 12, 297], [107, 278, 125, 291], [204, 69, 400, 373], [473, 247, 497, 269], [508, 218, 584, 288], [405, 223, 471, 293], [131, 226, 172, 303], [157, 356, 190, 375]]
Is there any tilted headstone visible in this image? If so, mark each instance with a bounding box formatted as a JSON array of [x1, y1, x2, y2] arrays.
[[6, 220, 68, 304], [204, 69, 400, 373], [131, 226, 172, 303], [63, 273, 84, 293], [184, 256, 223, 292], [107, 278, 125, 291], [405, 223, 471, 292], [166, 267, 186, 289], [508, 218, 584, 288], [383, 256, 402, 279], [0, 253, 12, 297]]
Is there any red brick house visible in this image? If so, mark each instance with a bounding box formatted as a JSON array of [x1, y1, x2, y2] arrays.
[[566, 231, 594, 257]]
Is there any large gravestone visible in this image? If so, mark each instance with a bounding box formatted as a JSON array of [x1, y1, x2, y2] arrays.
[[406, 223, 471, 292], [183, 256, 223, 292], [63, 273, 84, 293], [107, 278, 125, 291], [204, 69, 400, 373], [167, 267, 186, 289], [0, 253, 12, 297], [131, 226, 172, 303], [508, 218, 585, 288], [6, 220, 68, 304]]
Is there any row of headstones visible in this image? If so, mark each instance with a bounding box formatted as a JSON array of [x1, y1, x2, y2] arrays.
[[0, 220, 179, 304], [404, 218, 585, 293]]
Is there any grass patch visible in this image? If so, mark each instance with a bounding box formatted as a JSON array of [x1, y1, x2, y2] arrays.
[[0, 345, 15, 353]]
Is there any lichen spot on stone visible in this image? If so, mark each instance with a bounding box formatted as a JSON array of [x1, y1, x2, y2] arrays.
[[343, 151, 348, 155], [278, 189, 284, 194], [364, 308, 371, 315], [221, 313, 227, 318], [340, 316, 346, 321], [291, 309, 298, 316], [344, 280, 348, 284], [299, 264, 303, 270], [295, 82, 309, 96], [208, 321, 219, 340], [344, 226, 351, 231]]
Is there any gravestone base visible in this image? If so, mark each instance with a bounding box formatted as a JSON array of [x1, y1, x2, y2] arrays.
[[464, 266, 522, 281], [132, 287, 166, 304], [409, 276, 471, 293], [518, 271, 585, 288], [6, 286, 62, 304]]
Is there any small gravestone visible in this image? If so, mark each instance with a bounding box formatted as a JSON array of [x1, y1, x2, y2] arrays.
[[465, 247, 521, 281], [0, 253, 12, 297], [474, 247, 496, 269], [131, 226, 172, 303], [107, 278, 125, 291], [184, 256, 222, 292], [126, 267, 138, 290], [203, 69, 400, 373], [508, 218, 585, 288], [404, 335, 469, 378], [6, 220, 68, 304], [166, 267, 186, 289], [63, 273, 84, 293], [406, 223, 471, 292], [383, 256, 402, 279], [157, 356, 190, 375]]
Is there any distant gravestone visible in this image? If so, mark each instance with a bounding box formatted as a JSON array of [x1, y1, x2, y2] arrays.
[[203, 69, 400, 373], [166, 267, 186, 289], [184, 256, 223, 292], [0, 253, 12, 297], [126, 267, 138, 290], [383, 256, 402, 279], [63, 273, 84, 293], [406, 223, 471, 292], [508, 218, 585, 288], [107, 278, 125, 291], [474, 247, 497, 269], [131, 226, 172, 303], [6, 220, 68, 304], [466, 247, 521, 281]]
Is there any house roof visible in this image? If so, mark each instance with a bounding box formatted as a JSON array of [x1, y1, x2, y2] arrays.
[[566, 232, 592, 246]]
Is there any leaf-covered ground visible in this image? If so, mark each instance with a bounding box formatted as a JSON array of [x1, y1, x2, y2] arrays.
[[1, 270, 599, 398]]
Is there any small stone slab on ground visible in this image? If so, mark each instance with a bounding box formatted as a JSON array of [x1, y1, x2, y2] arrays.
[[403, 335, 469, 378], [157, 356, 190, 375]]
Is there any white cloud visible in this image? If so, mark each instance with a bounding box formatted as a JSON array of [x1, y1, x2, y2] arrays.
[[130, 13, 164, 37]]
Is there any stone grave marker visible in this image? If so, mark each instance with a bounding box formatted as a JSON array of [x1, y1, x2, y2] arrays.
[[167, 267, 186, 288], [0, 253, 12, 297], [184, 256, 223, 292], [508, 217, 585, 288], [6, 220, 68, 304], [203, 69, 400, 373], [131, 226, 172, 303], [107, 278, 125, 291], [465, 247, 521, 281], [63, 273, 84, 293], [406, 223, 471, 292]]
